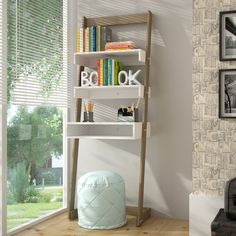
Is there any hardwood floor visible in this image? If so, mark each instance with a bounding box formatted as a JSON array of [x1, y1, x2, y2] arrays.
[[14, 213, 189, 236]]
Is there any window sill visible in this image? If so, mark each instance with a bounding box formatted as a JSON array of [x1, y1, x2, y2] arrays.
[[7, 208, 67, 236]]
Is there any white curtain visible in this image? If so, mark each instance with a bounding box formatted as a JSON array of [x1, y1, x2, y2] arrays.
[[0, 0, 7, 105], [8, 0, 70, 107]]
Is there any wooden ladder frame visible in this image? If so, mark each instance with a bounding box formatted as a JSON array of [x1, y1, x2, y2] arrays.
[[69, 11, 152, 227]]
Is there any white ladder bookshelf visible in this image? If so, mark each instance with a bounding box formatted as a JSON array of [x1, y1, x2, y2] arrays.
[[68, 11, 152, 227]]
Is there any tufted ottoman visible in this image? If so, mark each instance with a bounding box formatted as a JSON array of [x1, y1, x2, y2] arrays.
[[77, 171, 127, 229]]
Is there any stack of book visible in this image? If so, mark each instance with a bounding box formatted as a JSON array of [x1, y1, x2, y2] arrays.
[[105, 41, 137, 51], [97, 58, 122, 86], [77, 26, 112, 52]]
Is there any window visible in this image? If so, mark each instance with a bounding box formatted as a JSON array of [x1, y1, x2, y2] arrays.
[[7, 105, 64, 231], [7, 0, 69, 232]]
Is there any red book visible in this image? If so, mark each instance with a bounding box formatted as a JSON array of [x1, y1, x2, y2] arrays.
[[105, 41, 136, 50], [97, 59, 100, 86]]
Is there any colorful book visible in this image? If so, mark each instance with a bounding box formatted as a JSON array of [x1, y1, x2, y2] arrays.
[[90, 26, 96, 52], [101, 27, 112, 51], [105, 41, 136, 51], [94, 27, 97, 52], [96, 26, 101, 51], [114, 60, 119, 85], [97, 58, 122, 86], [114, 60, 122, 85], [100, 59, 104, 86], [108, 59, 113, 86], [85, 27, 90, 52], [77, 31, 80, 52], [79, 28, 84, 52], [117, 61, 122, 84], [90, 27, 93, 52], [104, 58, 108, 86], [81, 26, 112, 52], [97, 59, 100, 86], [112, 59, 115, 86]]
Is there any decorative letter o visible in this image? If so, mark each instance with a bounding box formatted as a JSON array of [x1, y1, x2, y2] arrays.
[[89, 71, 98, 86], [118, 71, 128, 85]]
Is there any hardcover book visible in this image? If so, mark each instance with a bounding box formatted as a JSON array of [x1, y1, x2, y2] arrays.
[[90, 27, 93, 52], [112, 59, 115, 86], [108, 59, 112, 86], [79, 28, 84, 52], [105, 41, 136, 51], [97, 59, 100, 86], [77, 31, 80, 52], [91, 26, 97, 52], [100, 59, 104, 86], [104, 58, 108, 86], [85, 27, 90, 52], [96, 26, 101, 51], [114, 60, 122, 85], [101, 27, 112, 51]]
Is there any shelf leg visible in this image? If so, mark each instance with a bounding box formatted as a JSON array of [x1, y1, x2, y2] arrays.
[[137, 10, 152, 227], [68, 16, 87, 221], [69, 98, 82, 220], [68, 66, 84, 220]]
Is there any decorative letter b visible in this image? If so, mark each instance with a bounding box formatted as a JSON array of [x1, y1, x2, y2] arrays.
[[81, 71, 89, 86]]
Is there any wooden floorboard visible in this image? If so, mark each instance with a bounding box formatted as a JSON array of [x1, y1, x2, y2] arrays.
[[14, 212, 189, 236]]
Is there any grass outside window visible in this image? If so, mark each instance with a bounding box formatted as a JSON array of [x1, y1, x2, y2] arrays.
[[7, 189, 63, 230]]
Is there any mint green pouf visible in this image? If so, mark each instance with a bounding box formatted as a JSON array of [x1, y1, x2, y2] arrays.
[[77, 171, 127, 229]]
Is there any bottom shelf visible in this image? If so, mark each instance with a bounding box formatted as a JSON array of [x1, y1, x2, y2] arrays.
[[67, 122, 150, 140]]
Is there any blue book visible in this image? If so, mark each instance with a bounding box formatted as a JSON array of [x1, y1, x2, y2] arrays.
[[93, 26, 96, 51], [90, 27, 93, 52], [108, 59, 113, 86], [104, 58, 108, 86], [90, 26, 96, 52]]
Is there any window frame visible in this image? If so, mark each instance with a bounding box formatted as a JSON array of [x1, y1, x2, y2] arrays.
[[1, 0, 8, 235], [1, 104, 7, 236]]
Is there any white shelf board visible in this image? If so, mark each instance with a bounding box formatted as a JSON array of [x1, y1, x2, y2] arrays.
[[74, 49, 146, 68], [67, 122, 150, 140], [74, 85, 146, 99]]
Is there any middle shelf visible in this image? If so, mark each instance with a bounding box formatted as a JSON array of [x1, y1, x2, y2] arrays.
[[67, 122, 150, 140]]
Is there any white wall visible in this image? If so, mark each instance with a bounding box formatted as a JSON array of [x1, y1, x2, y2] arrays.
[[73, 0, 193, 219], [189, 194, 223, 236]]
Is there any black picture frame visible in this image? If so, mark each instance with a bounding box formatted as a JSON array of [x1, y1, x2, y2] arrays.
[[220, 10, 236, 61], [219, 69, 236, 118]]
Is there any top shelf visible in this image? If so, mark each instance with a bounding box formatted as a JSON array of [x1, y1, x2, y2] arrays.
[[74, 49, 146, 68]]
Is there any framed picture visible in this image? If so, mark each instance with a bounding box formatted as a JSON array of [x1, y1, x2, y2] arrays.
[[219, 69, 236, 118], [220, 11, 236, 60]]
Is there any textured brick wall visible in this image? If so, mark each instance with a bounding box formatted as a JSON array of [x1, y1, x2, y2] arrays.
[[193, 0, 236, 195]]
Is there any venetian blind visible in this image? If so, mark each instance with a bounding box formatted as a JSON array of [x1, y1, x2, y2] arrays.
[[0, 0, 7, 105], [8, 0, 70, 107]]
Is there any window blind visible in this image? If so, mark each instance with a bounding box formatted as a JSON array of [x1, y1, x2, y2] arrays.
[[8, 0, 70, 107], [0, 0, 7, 105]]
